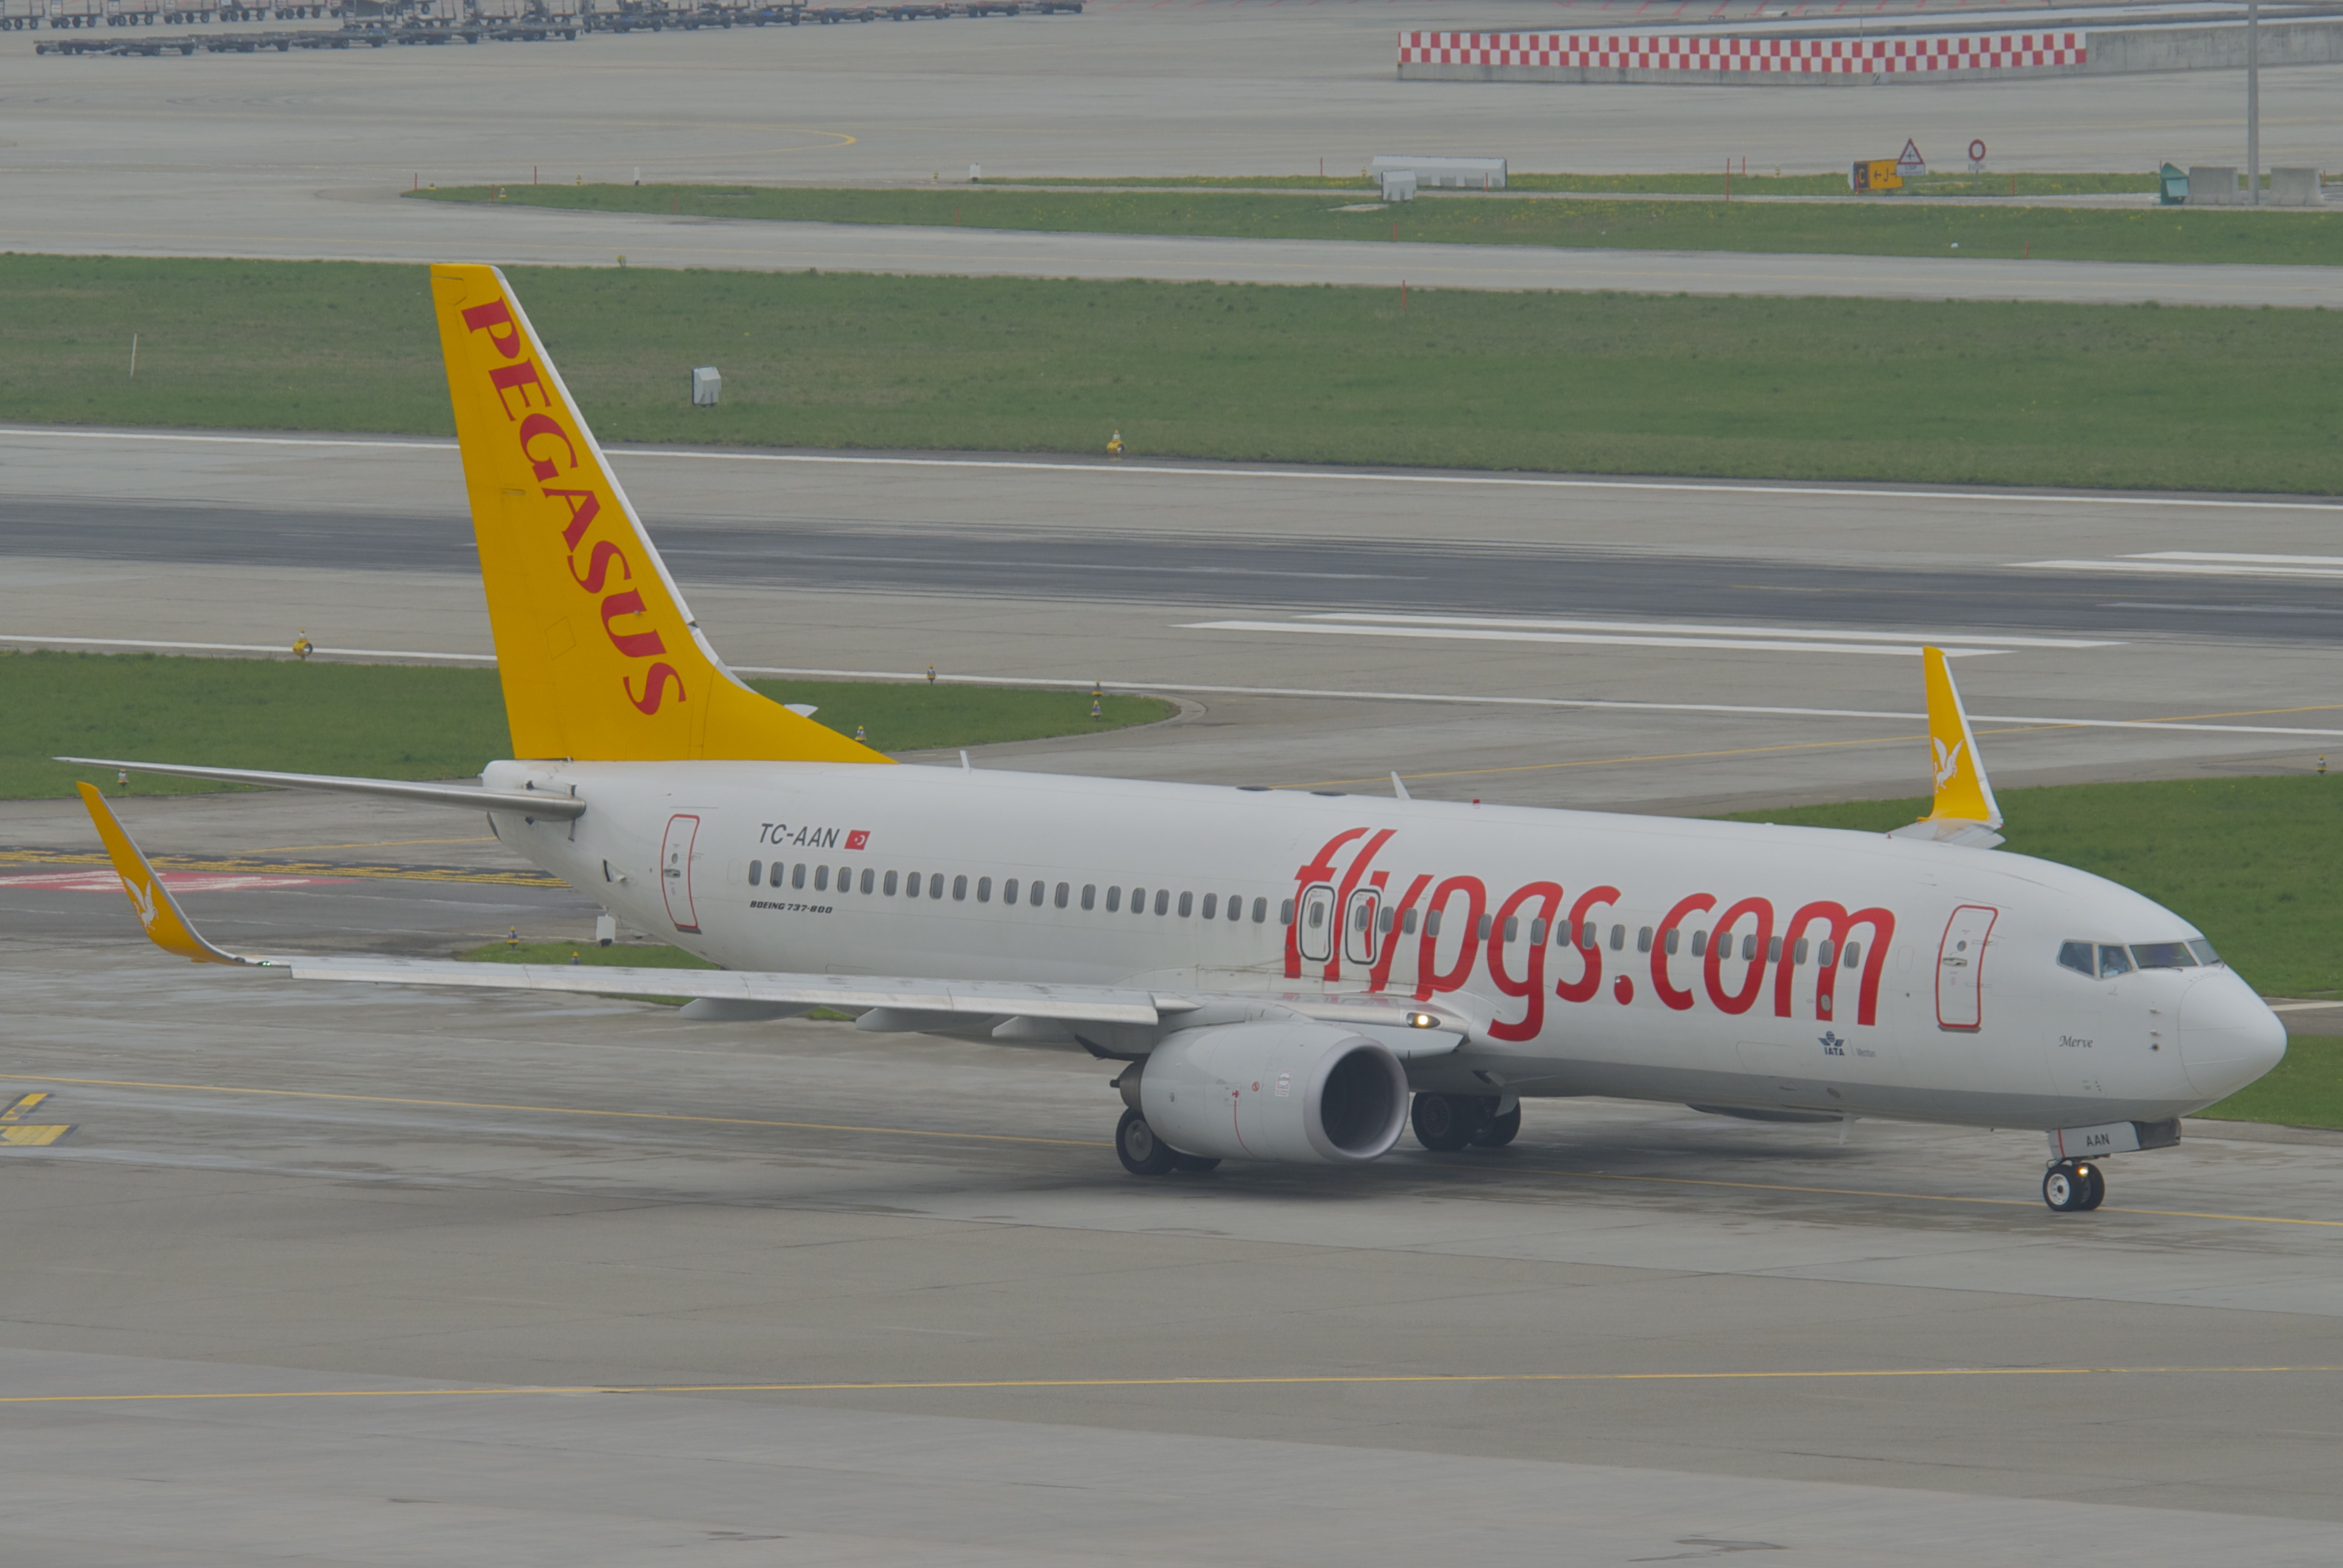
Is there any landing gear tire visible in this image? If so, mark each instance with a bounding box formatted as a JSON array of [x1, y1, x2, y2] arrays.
[[1469, 1102, 1521, 1147], [2042, 1159, 2102, 1213], [1169, 1151, 1221, 1174], [1411, 1092, 1474, 1152], [1116, 1108, 1178, 1176]]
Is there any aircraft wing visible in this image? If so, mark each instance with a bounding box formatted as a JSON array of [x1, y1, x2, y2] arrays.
[[71, 782, 1469, 1049], [58, 757, 586, 820]]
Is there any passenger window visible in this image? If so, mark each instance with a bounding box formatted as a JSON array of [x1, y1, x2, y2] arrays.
[[1529, 918, 1547, 945], [859, 868, 874, 895], [1794, 939, 1809, 965], [792, 863, 807, 890], [953, 875, 969, 902], [1817, 939, 1834, 968], [2057, 941, 2094, 977], [1155, 889, 1170, 916], [1230, 893, 1245, 922], [1426, 911, 1443, 938], [1501, 917, 1518, 942], [1004, 878, 1019, 905], [1379, 907, 1395, 934], [1843, 942, 1860, 968], [1030, 880, 1044, 907], [1691, 930, 1708, 956], [1254, 897, 1269, 924], [1107, 886, 1122, 913], [1664, 928, 1680, 955], [1581, 923, 1598, 952], [905, 870, 921, 898], [1201, 894, 1217, 920], [884, 870, 899, 896], [2099, 945, 2133, 978], [1402, 908, 1418, 935], [929, 874, 944, 899], [1307, 899, 1324, 928], [814, 865, 829, 892], [977, 877, 992, 903], [748, 860, 762, 886], [1178, 891, 1193, 917], [1056, 882, 1070, 909], [1611, 925, 1626, 952], [1741, 934, 1757, 962], [1280, 899, 1294, 925], [1766, 935, 1781, 962], [1134, 887, 1149, 914], [1082, 884, 1096, 911], [1638, 926, 1655, 954], [2189, 939, 2222, 965], [837, 865, 851, 888], [1477, 914, 1492, 940]]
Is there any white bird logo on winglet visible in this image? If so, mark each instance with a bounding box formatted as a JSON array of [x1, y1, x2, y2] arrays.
[[120, 873, 161, 932], [1932, 737, 1965, 791]]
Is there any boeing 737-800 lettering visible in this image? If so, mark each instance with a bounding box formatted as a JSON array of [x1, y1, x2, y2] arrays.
[[65, 264, 2285, 1213]]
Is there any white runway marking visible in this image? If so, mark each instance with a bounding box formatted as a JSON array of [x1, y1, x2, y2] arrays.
[[4, 428, 2339, 515], [9, 637, 2339, 737], [1307, 612, 2121, 651], [1186, 619, 2016, 658], [2021, 552, 2343, 580]]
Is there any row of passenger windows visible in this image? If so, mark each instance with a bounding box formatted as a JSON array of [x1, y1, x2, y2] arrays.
[[1303, 898, 1862, 966], [2057, 939, 2221, 979], [748, 860, 1277, 924]]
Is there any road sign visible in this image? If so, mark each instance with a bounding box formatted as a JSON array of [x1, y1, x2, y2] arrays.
[[1897, 138, 1928, 178]]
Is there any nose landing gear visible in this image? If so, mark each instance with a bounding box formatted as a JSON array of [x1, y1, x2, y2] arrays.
[[2042, 1159, 2105, 1213]]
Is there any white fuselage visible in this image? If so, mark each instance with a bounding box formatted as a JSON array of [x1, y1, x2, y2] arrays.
[[481, 758, 2285, 1131]]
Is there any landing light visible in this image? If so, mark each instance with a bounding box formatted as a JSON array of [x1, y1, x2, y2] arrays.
[[1406, 1012, 1438, 1029]]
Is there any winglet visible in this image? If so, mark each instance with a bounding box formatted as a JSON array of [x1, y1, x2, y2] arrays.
[[1891, 647, 2004, 847], [76, 783, 258, 965]]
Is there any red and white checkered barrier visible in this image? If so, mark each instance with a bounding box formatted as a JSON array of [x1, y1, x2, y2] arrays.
[[1398, 30, 2087, 76]]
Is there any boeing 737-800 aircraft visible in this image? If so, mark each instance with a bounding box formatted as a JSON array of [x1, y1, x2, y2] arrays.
[[69, 264, 2285, 1213]]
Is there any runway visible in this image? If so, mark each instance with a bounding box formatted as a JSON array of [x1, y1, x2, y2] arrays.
[[4, 1, 2341, 305], [4, 424, 2338, 814]]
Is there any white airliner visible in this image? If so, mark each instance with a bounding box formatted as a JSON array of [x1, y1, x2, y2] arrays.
[[70, 264, 2285, 1213]]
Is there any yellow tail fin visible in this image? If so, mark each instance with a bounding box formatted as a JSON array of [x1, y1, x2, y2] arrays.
[[431, 264, 888, 765], [1919, 646, 2001, 830]]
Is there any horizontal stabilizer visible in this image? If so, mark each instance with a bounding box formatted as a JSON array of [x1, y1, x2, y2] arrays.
[[59, 757, 586, 819]]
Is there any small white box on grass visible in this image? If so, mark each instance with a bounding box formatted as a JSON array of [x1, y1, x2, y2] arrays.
[[691, 366, 721, 407]]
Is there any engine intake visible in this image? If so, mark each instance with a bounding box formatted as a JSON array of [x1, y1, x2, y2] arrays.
[[1136, 1021, 1409, 1165]]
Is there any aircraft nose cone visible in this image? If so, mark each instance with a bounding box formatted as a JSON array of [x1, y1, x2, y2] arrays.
[[2179, 971, 2287, 1101]]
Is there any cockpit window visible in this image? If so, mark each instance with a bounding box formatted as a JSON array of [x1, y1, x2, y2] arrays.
[[2057, 941, 2095, 977], [2189, 939, 2222, 965], [2132, 942, 2202, 970], [2075, 939, 2222, 976], [2098, 945, 2134, 978]]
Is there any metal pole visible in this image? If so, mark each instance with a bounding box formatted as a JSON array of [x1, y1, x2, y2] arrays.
[[2248, 0, 2261, 206]]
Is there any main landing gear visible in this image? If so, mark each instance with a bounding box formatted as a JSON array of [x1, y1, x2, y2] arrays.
[[2042, 1159, 2105, 1213], [1410, 1093, 1520, 1153], [1114, 1109, 1220, 1177]]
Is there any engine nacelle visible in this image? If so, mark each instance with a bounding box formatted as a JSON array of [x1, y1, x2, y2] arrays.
[[1137, 1021, 1409, 1165]]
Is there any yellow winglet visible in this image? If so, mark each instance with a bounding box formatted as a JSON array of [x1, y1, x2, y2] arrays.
[[1919, 646, 2002, 831], [76, 783, 256, 966]]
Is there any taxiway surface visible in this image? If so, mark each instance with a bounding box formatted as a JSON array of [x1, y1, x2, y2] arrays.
[[3, 806, 2342, 1564]]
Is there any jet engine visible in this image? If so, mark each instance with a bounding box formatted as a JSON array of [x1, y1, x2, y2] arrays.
[[1133, 1021, 1409, 1165]]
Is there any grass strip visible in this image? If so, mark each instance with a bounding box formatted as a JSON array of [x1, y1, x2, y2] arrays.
[[7, 256, 2339, 494], [4, 651, 1171, 800], [1007, 171, 2161, 198], [409, 182, 2343, 267]]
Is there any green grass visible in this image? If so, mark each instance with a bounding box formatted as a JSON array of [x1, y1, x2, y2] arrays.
[[2, 651, 1171, 800], [2193, 1036, 2343, 1130], [7, 255, 2341, 494], [409, 182, 2342, 266], [1721, 776, 2343, 1001], [1009, 171, 2159, 198]]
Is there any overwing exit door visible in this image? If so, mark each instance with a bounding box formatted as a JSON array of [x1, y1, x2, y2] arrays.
[[660, 813, 702, 934], [1936, 904, 1997, 1031]]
